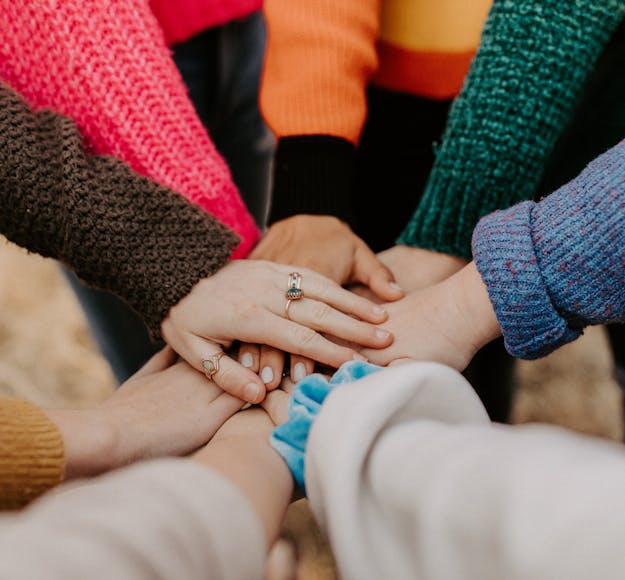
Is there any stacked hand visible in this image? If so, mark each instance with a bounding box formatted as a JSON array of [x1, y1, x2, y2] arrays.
[[161, 259, 393, 404]]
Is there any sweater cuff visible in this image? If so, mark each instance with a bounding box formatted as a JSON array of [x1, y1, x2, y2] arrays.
[[0, 399, 65, 509], [268, 136, 356, 224], [472, 201, 582, 359], [271, 361, 382, 493]]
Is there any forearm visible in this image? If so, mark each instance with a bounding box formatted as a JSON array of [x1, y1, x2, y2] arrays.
[[194, 410, 293, 544], [0, 460, 267, 580], [399, 0, 625, 258], [0, 0, 259, 256], [0, 83, 239, 338], [473, 137, 625, 358], [261, 0, 379, 222]]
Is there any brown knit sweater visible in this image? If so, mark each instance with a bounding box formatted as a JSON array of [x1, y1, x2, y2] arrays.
[[0, 82, 240, 338]]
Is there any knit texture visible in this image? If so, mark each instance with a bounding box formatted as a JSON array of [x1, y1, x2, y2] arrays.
[[268, 136, 357, 225], [473, 137, 625, 359], [0, 83, 239, 339], [150, 0, 261, 45], [0, 0, 259, 258], [0, 399, 64, 510], [399, 0, 625, 259]]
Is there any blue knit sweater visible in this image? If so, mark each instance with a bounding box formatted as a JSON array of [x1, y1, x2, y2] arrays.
[[472, 139, 625, 359]]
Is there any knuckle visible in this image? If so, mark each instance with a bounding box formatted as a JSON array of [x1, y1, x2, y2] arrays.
[[294, 325, 318, 348], [312, 302, 332, 323]]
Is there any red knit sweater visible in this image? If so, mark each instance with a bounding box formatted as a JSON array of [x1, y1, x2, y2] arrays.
[[151, 0, 262, 45], [0, 0, 260, 257]]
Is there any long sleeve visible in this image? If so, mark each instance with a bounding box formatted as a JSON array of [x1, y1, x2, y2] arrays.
[[399, 0, 625, 259], [0, 459, 266, 580], [306, 362, 625, 580], [472, 137, 625, 359], [0, 83, 239, 338], [261, 0, 380, 223], [0, 0, 259, 257], [0, 399, 64, 510]]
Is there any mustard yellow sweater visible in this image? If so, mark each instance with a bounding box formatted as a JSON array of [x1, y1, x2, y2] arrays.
[[0, 399, 64, 509]]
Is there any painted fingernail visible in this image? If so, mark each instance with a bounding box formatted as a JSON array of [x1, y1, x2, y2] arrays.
[[292, 362, 307, 382], [244, 382, 260, 402], [353, 353, 368, 362], [241, 352, 254, 368], [390, 282, 403, 293], [372, 305, 387, 316], [261, 366, 274, 384], [376, 329, 391, 341]]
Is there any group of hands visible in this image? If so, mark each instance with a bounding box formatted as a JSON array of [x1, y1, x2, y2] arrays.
[[67, 215, 499, 480]]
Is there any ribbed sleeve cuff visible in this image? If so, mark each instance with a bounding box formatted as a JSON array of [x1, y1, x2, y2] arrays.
[[0, 399, 65, 509], [268, 136, 356, 224], [472, 202, 582, 359]]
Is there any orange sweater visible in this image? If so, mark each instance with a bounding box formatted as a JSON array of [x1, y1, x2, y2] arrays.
[[0, 399, 64, 509], [261, 0, 492, 144]]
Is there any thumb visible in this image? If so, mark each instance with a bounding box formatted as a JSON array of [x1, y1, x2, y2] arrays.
[[352, 245, 404, 302]]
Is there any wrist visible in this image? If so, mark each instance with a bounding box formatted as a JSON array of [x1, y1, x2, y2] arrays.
[[450, 262, 502, 353], [44, 408, 118, 480]]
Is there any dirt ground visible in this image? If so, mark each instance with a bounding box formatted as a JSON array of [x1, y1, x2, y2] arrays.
[[1, 236, 623, 578]]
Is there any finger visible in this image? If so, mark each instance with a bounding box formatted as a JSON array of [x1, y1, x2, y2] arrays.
[[283, 297, 393, 349], [181, 333, 266, 404], [261, 389, 291, 426], [352, 245, 404, 302], [131, 346, 177, 378], [291, 268, 388, 323], [197, 391, 249, 443], [238, 343, 260, 373], [290, 354, 314, 383], [259, 345, 285, 391], [243, 310, 368, 369]]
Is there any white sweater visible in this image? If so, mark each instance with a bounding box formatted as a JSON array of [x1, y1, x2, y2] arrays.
[[2, 362, 625, 579]]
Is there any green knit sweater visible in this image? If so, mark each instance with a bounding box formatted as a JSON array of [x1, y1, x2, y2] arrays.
[[398, 0, 625, 259]]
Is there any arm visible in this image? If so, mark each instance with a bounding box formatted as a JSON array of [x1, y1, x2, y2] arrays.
[[399, 0, 625, 259], [0, 82, 238, 339], [0, 0, 258, 257], [0, 348, 243, 509], [365, 135, 625, 367], [255, 0, 401, 300], [305, 362, 625, 580], [0, 409, 291, 580]]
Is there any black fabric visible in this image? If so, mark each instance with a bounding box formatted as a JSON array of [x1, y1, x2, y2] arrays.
[[268, 135, 357, 224]]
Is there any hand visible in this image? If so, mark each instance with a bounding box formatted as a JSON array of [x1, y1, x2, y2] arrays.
[[360, 263, 501, 370], [251, 215, 404, 301], [377, 245, 468, 293], [161, 260, 393, 404], [46, 347, 244, 479]]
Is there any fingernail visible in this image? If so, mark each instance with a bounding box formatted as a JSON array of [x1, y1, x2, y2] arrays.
[[353, 353, 368, 362], [244, 382, 260, 403], [372, 305, 387, 317], [390, 282, 403, 293], [241, 352, 254, 368], [376, 329, 391, 341], [261, 366, 274, 384], [292, 362, 307, 382]]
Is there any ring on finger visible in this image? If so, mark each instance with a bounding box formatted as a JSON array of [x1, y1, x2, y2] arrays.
[[286, 271, 304, 300], [202, 351, 226, 380], [285, 298, 295, 320]]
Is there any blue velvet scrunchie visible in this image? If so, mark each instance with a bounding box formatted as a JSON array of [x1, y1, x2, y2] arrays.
[[270, 360, 382, 493]]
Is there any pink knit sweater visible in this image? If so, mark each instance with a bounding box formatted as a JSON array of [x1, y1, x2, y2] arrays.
[[0, 0, 260, 258], [151, 0, 262, 45]]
